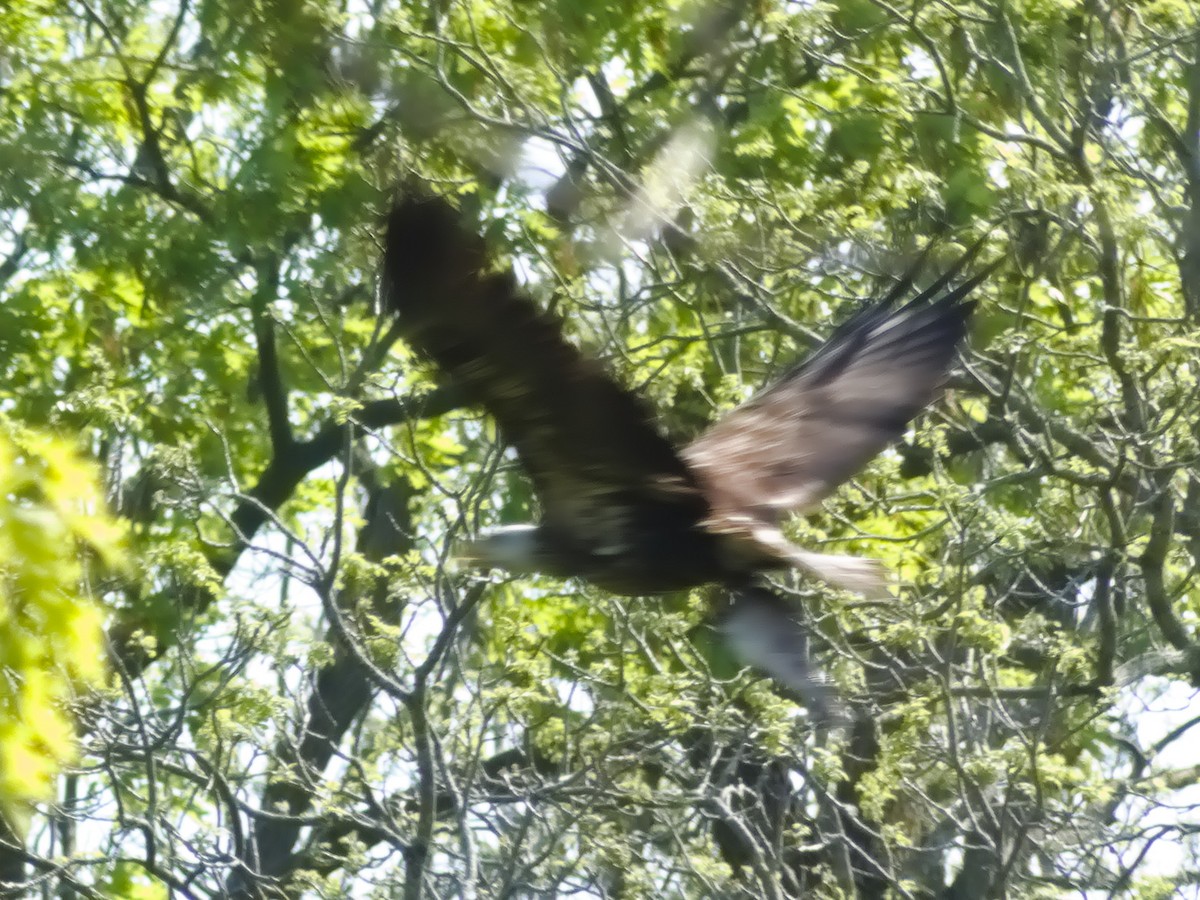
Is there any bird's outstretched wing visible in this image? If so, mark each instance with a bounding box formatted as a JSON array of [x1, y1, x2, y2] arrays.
[[683, 249, 994, 519], [382, 195, 706, 531]]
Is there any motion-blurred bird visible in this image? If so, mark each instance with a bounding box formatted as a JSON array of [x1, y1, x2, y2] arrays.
[[382, 195, 991, 715]]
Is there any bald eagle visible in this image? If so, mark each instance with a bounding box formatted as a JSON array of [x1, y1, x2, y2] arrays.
[[382, 195, 991, 714]]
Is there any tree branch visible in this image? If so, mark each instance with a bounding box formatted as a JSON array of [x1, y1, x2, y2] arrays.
[[251, 257, 294, 455], [106, 386, 463, 676]]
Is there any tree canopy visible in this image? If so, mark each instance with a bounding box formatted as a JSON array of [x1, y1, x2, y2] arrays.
[[3, 0, 1200, 897]]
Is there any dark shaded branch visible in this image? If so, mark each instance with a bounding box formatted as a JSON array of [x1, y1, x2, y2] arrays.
[[1092, 555, 1118, 687], [251, 257, 294, 455], [1114, 646, 1200, 686], [106, 386, 463, 676], [0, 231, 27, 290], [224, 388, 461, 553], [1140, 483, 1191, 651], [0, 820, 24, 899], [1176, 37, 1200, 318], [897, 418, 1017, 478], [296, 746, 562, 879], [401, 685, 436, 900], [227, 474, 419, 898], [0, 833, 104, 900]]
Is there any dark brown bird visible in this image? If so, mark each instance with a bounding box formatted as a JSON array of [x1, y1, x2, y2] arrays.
[[382, 195, 991, 714]]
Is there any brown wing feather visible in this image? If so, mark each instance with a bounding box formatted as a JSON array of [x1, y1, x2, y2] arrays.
[[382, 195, 705, 527], [683, 266, 991, 520]]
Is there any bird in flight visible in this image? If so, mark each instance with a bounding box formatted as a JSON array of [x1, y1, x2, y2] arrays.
[[382, 194, 991, 716]]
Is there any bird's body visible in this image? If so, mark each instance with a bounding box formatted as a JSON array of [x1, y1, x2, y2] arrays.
[[382, 194, 992, 713], [469, 516, 732, 596]]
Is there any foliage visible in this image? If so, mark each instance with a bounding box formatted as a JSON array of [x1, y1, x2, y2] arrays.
[[0, 420, 123, 831], [2, 0, 1200, 897]]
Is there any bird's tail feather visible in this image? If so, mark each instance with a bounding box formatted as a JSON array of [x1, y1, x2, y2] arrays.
[[786, 548, 891, 599]]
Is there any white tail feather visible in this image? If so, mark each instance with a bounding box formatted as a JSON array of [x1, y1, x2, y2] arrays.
[[787, 548, 891, 599]]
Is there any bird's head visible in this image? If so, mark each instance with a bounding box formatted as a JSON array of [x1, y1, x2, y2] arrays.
[[454, 524, 554, 576]]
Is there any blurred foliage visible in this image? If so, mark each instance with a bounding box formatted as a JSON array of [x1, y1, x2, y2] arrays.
[[0, 420, 123, 832]]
